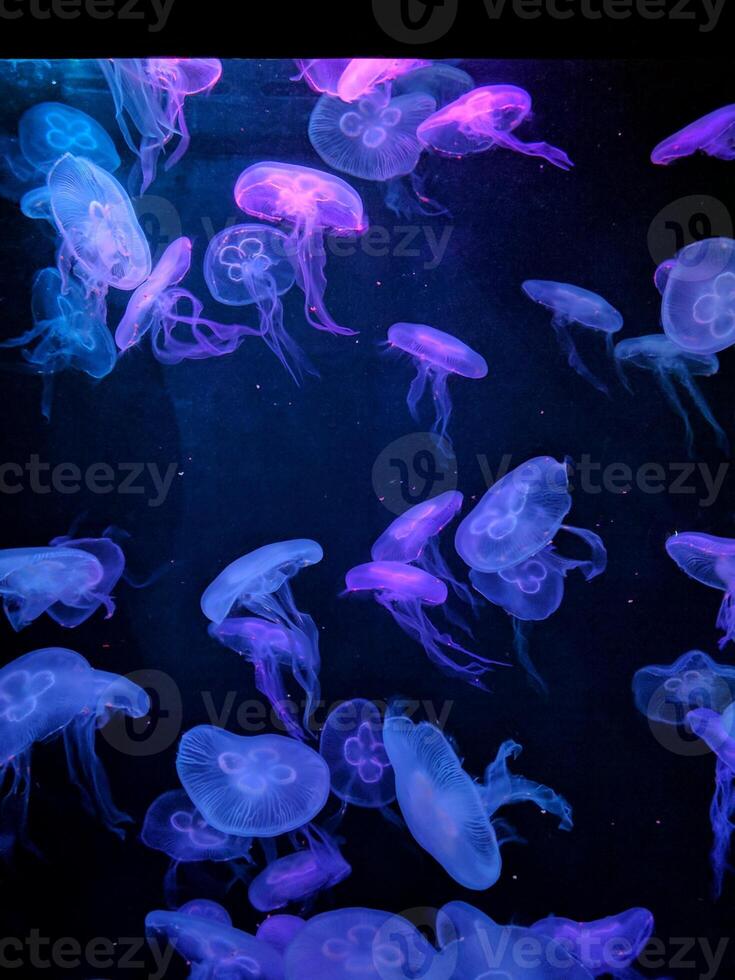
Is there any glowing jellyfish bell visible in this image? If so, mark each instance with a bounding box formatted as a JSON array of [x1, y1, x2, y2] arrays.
[[632, 649, 735, 726], [529, 907, 654, 977], [141, 788, 253, 865], [19, 102, 120, 174], [336, 59, 431, 103], [319, 699, 396, 808], [248, 826, 350, 912], [661, 237, 735, 355], [387, 323, 488, 444], [666, 532, 735, 647], [234, 161, 367, 336], [176, 725, 330, 837], [257, 914, 306, 954], [651, 105, 735, 164], [293, 58, 352, 97]]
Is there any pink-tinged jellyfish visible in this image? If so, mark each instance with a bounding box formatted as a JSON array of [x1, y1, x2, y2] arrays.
[[176, 726, 330, 838], [115, 236, 192, 350], [614, 335, 728, 456], [336, 59, 431, 103], [654, 258, 676, 295], [99, 58, 222, 192], [146, 905, 284, 980], [393, 64, 475, 107], [344, 561, 502, 687], [48, 153, 151, 291], [383, 712, 571, 890], [319, 699, 396, 808], [204, 224, 312, 383], [651, 105, 735, 165], [148, 287, 260, 366], [46, 525, 126, 626], [417, 84, 574, 170], [632, 650, 735, 727], [455, 456, 571, 574], [523, 280, 623, 394], [19, 102, 120, 175], [284, 907, 436, 980], [661, 237, 735, 355], [666, 533, 735, 648], [257, 915, 306, 954], [292, 59, 352, 97], [209, 617, 319, 741], [1, 266, 116, 420], [234, 161, 367, 336], [248, 826, 350, 912], [387, 322, 488, 444], [530, 907, 654, 977]]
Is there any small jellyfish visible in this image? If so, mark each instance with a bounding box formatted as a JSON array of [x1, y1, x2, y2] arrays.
[[651, 105, 735, 165], [115, 237, 192, 350], [248, 826, 350, 912], [257, 914, 306, 954], [530, 907, 655, 977], [522, 280, 623, 394], [455, 456, 571, 574], [666, 533, 735, 648], [632, 649, 735, 727], [176, 726, 330, 838], [417, 84, 573, 169], [654, 258, 676, 295], [319, 699, 396, 808], [661, 237, 735, 355], [19, 186, 53, 224], [234, 161, 367, 336], [614, 335, 728, 456], [19, 102, 120, 175], [336, 59, 431, 103], [387, 323, 488, 444], [293, 59, 352, 97]]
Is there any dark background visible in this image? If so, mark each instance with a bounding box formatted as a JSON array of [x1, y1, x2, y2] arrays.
[[0, 58, 734, 977]]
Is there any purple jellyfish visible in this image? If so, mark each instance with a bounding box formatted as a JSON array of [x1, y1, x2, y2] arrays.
[[336, 59, 431, 103], [234, 161, 367, 336], [293, 59, 352, 97], [651, 105, 735, 165], [661, 237, 735, 355], [319, 699, 396, 808], [666, 533, 735, 648], [248, 826, 350, 912], [256, 914, 306, 954], [632, 649, 735, 727], [387, 322, 488, 444], [529, 908, 654, 977]]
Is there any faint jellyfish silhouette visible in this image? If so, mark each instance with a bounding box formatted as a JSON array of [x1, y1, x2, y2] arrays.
[[319, 699, 396, 808], [115, 236, 192, 350], [257, 914, 306, 953], [176, 726, 330, 837], [19, 186, 53, 224], [661, 237, 735, 355], [19, 102, 120, 175], [149, 288, 260, 365], [530, 907, 655, 977], [234, 161, 367, 336], [393, 64, 475, 108], [651, 105, 735, 164], [292, 59, 352, 97], [666, 533, 735, 648], [522, 280, 623, 394], [614, 335, 728, 456], [46, 525, 127, 626], [177, 898, 232, 925], [336, 59, 431, 103], [632, 649, 735, 727], [654, 258, 676, 295], [387, 323, 488, 445]]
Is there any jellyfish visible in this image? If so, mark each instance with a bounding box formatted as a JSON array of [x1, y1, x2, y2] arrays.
[[632, 649, 735, 727], [336, 59, 431, 103], [319, 699, 396, 808], [614, 335, 728, 455], [148, 287, 260, 365], [387, 323, 488, 444], [248, 826, 350, 912], [651, 105, 735, 164], [344, 561, 502, 686], [46, 525, 127, 626], [665, 533, 735, 648], [393, 64, 475, 108], [455, 456, 571, 574], [654, 258, 676, 295], [256, 915, 306, 954], [417, 84, 573, 170], [115, 236, 192, 350], [19, 102, 120, 175], [204, 223, 314, 383], [208, 617, 319, 741], [47, 153, 151, 292], [234, 161, 367, 336], [661, 237, 735, 355], [383, 712, 571, 889], [176, 726, 330, 838], [99, 58, 222, 192], [522, 280, 623, 394], [530, 908, 655, 977], [1, 266, 117, 420], [293, 59, 352, 97], [19, 186, 53, 224]]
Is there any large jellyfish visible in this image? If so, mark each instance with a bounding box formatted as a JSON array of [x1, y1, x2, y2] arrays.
[[319, 699, 396, 808], [614, 335, 728, 455], [651, 105, 735, 164], [257, 914, 306, 954], [176, 726, 330, 837], [344, 561, 502, 687], [383, 711, 572, 889], [522, 280, 623, 393], [530, 907, 654, 978], [666, 533, 735, 648], [99, 58, 222, 192], [417, 84, 573, 169], [1, 266, 116, 420], [661, 237, 735, 355], [19, 102, 120, 175], [632, 649, 735, 727], [248, 826, 350, 912], [204, 223, 314, 382], [387, 323, 488, 444], [234, 161, 367, 335], [455, 456, 572, 574], [335, 59, 431, 103]]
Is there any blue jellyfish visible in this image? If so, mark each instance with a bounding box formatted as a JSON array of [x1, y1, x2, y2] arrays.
[[455, 456, 572, 574], [19, 186, 53, 224], [666, 532, 735, 648], [632, 649, 735, 726], [522, 280, 623, 393], [530, 907, 654, 978], [651, 105, 735, 165], [661, 237, 735, 355], [319, 699, 396, 808], [248, 825, 350, 912], [614, 335, 728, 456], [383, 711, 571, 889], [19, 102, 120, 175], [387, 323, 488, 445], [176, 726, 330, 838], [257, 914, 306, 954], [1, 266, 117, 420]]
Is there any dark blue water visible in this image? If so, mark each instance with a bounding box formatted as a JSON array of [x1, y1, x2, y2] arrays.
[[0, 59, 733, 977]]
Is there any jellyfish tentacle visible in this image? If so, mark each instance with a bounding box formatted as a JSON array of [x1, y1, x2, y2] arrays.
[[488, 130, 574, 170], [677, 368, 730, 455], [512, 619, 548, 695], [242, 263, 314, 384], [656, 368, 696, 457], [406, 362, 430, 421], [430, 370, 452, 443], [483, 739, 573, 830], [294, 227, 356, 337], [63, 719, 131, 837], [717, 592, 735, 649], [551, 314, 609, 395], [252, 656, 305, 742], [710, 757, 735, 897], [555, 525, 608, 581]]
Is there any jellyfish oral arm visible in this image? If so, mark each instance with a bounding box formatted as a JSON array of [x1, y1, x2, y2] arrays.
[[483, 739, 573, 830], [489, 128, 574, 171]]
